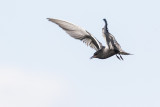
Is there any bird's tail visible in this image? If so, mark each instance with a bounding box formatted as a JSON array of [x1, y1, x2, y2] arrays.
[[120, 51, 132, 55]]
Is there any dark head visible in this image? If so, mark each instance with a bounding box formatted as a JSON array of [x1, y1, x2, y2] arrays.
[[90, 50, 103, 59]]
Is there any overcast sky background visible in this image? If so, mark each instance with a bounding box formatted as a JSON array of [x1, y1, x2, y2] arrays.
[[0, 0, 160, 107]]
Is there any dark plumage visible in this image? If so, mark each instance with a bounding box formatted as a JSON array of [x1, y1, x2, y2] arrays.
[[47, 18, 131, 60]]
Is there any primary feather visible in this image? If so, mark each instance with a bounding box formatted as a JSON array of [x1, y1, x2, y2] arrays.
[[47, 18, 102, 51]]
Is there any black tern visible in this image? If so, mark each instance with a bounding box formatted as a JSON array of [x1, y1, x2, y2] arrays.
[[47, 18, 131, 60]]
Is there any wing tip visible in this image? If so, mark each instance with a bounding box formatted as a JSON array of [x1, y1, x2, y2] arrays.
[[103, 18, 108, 25], [103, 18, 106, 21], [47, 18, 52, 21]]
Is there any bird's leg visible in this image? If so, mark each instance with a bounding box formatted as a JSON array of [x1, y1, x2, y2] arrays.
[[119, 54, 124, 60], [116, 54, 121, 60]]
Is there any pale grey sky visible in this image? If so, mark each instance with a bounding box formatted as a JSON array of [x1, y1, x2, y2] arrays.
[[0, 0, 160, 107]]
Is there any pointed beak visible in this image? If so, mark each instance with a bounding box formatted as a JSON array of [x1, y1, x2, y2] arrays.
[[90, 56, 94, 59], [90, 55, 96, 59]]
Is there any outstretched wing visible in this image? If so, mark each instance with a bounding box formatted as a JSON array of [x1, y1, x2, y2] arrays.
[[102, 19, 122, 51], [102, 19, 131, 55], [47, 18, 102, 51]]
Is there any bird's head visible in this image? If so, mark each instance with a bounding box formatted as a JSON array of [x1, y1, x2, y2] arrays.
[[90, 51, 101, 59]]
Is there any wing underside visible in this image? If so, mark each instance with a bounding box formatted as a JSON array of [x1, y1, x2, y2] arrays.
[[47, 18, 102, 51]]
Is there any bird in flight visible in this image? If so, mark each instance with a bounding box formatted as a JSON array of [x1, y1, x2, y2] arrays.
[[47, 18, 131, 60]]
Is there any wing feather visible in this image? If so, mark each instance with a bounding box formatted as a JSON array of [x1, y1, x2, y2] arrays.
[[102, 19, 122, 51], [47, 18, 102, 51]]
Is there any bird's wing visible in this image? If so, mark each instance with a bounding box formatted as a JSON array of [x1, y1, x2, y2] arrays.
[[103, 30, 131, 55], [102, 19, 122, 51], [103, 29, 123, 51], [102, 28, 113, 49], [109, 34, 122, 51], [102, 19, 111, 49], [47, 18, 102, 51]]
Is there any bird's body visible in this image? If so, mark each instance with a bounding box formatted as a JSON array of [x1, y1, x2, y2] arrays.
[[47, 18, 131, 60], [91, 47, 116, 59]]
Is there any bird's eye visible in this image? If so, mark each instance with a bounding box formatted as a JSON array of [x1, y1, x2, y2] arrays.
[[94, 53, 98, 56]]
